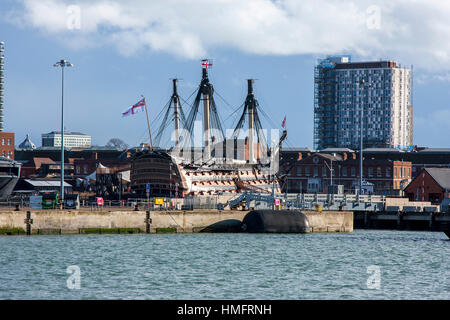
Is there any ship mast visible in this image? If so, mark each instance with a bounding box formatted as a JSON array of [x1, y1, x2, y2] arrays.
[[153, 78, 186, 149], [202, 65, 212, 159], [183, 59, 224, 163], [247, 79, 255, 163], [232, 79, 267, 163], [172, 79, 181, 146]]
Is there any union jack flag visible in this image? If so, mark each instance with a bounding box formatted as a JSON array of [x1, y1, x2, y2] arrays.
[[122, 98, 145, 117], [281, 116, 286, 128]]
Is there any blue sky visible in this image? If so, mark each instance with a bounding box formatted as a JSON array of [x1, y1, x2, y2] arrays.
[[1, 0, 449, 149]]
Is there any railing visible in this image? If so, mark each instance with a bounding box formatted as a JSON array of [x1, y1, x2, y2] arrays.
[[2, 192, 388, 212]]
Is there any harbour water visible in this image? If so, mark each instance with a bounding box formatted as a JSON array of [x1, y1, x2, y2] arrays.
[[0, 230, 448, 300]]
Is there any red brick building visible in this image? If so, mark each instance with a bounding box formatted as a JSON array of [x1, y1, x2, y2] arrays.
[[0, 132, 14, 159], [282, 152, 412, 194], [404, 168, 450, 204], [20, 157, 55, 178]]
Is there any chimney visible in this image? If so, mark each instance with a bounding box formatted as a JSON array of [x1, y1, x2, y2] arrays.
[[298, 152, 302, 161], [351, 153, 356, 160], [343, 152, 347, 160]]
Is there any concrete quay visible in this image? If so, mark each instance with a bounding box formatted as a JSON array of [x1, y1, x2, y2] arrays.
[[354, 211, 450, 235], [0, 209, 353, 235]]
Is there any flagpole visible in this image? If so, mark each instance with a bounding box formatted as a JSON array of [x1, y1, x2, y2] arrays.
[[143, 97, 153, 150]]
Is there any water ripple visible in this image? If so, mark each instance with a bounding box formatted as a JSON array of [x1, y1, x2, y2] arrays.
[[0, 230, 448, 299]]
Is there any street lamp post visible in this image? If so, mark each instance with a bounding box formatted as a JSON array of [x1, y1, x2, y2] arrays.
[[324, 153, 335, 193], [53, 59, 73, 208]]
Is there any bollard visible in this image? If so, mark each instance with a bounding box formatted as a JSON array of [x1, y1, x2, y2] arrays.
[[15, 204, 20, 211], [145, 210, 152, 234], [24, 211, 33, 236], [134, 203, 139, 211]]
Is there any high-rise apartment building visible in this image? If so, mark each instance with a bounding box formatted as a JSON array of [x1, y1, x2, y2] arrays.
[[0, 41, 16, 159], [0, 41, 5, 131], [314, 56, 413, 150]]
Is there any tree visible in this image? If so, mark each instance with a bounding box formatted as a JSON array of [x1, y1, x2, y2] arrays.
[[106, 138, 128, 150]]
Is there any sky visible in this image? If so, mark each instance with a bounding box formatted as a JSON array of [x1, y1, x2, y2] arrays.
[[0, 0, 449, 149]]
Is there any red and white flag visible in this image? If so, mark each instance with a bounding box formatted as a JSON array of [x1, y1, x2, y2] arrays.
[[281, 116, 286, 128], [201, 59, 213, 69], [122, 98, 145, 117]]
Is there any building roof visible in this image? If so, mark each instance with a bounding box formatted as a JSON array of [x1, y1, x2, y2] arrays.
[[320, 148, 355, 153], [281, 147, 312, 152], [425, 168, 450, 189], [0, 157, 20, 165], [310, 152, 343, 161], [29, 157, 55, 169], [334, 61, 399, 69], [42, 131, 89, 136], [363, 148, 404, 153], [418, 148, 450, 154], [18, 134, 36, 149], [24, 179, 72, 187]]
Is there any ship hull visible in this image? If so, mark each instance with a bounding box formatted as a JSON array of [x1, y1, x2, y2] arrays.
[[131, 150, 280, 197]]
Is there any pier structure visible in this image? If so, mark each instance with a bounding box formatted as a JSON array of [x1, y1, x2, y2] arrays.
[[354, 211, 450, 233]]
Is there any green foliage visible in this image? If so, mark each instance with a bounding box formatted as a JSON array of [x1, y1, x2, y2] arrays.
[[156, 227, 177, 233], [0, 228, 26, 235]]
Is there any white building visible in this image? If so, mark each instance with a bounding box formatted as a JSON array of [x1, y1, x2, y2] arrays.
[[314, 56, 413, 151], [42, 131, 91, 148]]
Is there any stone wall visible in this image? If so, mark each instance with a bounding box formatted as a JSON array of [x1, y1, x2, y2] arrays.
[[0, 209, 352, 234]]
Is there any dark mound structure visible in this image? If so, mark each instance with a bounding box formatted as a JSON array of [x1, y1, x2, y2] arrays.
[[242, 210, 311, 233], [201, 219, 243, 233]]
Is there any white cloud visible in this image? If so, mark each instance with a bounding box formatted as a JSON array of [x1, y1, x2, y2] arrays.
[[10, 0, 450, 72]]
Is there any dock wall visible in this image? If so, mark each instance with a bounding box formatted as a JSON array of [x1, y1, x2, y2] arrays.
[[0, 209, 353, 234]]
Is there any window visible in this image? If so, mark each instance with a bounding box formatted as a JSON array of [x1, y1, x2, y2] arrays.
[[322, 167, 327, 177], [297, 167, 302, 176], [408, 168, 411, 178], [1, 139, 4, 145], [314, 167, 318, 177], [7, 139, 11, 146], [351, 167, 356, 177], [386, 168, 391, 177], [368, 167, 374, 177], [305, 167, 310, 176], [394, 168, 397, 177], [377, 167, 382, 177], [342, 167, 347, 177]]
